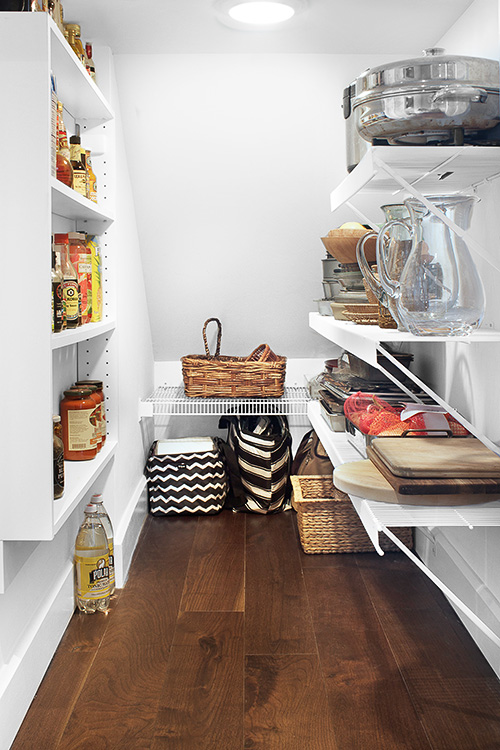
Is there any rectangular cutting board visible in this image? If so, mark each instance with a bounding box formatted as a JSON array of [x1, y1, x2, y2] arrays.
[[369, 437, 500, 478], [366, 444, 500, 496]]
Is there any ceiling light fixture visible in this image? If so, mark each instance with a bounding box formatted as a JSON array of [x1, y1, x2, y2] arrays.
[[213, 0, 307, 30]]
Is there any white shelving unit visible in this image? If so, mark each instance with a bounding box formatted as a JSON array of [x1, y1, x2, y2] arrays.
[[139, 385, 311, 418], [0, 13, 117, 568], [312, 143, 500, 647]]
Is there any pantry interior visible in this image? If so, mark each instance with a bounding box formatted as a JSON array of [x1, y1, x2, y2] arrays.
[[1, 0, 500, 746]]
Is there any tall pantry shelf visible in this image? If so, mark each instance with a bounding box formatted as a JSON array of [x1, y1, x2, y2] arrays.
[[139, 385, 311, 418], [0, 11, 117, 559], [311, 144, 500, 648]]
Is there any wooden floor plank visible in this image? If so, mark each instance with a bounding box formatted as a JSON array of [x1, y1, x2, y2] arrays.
[[180, 510, 245, 612], [54, 516, 197, 750], [245, 512, 316, 655], [151, 611, 244, 749], [245, 654, 338, 750], [357, 555, 500, 750], [304, 561, 433, 750], [10, 604, 114, 750]]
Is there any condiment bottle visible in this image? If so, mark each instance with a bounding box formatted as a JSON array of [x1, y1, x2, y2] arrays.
[[68, 232, 92, 325], [65, 23, 86, 64], [51, 243, 64, 332], [90, 493, 115, 595], [56, 101, 73, 188], [85, 42, 96, 82], [85, 150, 97, 203], [55, 233, 80, 328], [75, 379, 106, 447], [74, 502, 110, 613], [60, 388, 98, 460], [53, 415, 64, 499], [69, 124, 88, 198]]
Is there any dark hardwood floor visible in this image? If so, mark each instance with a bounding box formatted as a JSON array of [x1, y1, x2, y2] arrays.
[[11, 510, 500, 750]]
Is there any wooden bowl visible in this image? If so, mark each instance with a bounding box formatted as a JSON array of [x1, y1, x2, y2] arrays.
[[321, 229, 377, 265]]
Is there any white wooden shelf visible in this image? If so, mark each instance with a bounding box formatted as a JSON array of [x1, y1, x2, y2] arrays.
[[139, 385, 311, 418], [51, 320, 116, 349], [308, 400, 500, 648], [51, 178, 114, 228], [331, 145, 500, 220], [53, 439, 118, 535]]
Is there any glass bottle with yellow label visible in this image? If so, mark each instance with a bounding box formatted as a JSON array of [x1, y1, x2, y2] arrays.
[[90, 493, 115, 595]]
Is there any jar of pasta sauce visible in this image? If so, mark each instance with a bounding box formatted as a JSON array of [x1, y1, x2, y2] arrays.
[[60, 389, 98, 461], [75, 379, 106, 448]]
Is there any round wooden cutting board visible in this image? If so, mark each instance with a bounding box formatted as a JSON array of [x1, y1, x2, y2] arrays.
[[333, 460, 500, 506]]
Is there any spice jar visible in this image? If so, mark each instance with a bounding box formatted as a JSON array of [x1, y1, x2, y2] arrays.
[[75, 379, 106, 448], [53, 415, 64, 498], [60, 389, 98, 461]]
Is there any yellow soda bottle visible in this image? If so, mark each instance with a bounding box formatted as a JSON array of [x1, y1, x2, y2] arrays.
[[74, 502, 110, 613]]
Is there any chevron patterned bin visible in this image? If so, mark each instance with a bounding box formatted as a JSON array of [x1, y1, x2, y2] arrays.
[[145, 438, 229, 515]]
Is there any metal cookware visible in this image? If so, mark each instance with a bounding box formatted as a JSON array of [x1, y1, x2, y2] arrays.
[[351, 48, 500, 146]]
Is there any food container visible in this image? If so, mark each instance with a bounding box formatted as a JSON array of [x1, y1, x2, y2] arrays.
[[347, 351, 414, 382], [320, 398, 345, 432], [321, 229, 376, 265], [352, 48, 500, 146], [316, 298, 334, 315]]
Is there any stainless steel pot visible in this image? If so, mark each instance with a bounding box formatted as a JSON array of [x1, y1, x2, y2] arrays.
[[352, 48, 500, 146]]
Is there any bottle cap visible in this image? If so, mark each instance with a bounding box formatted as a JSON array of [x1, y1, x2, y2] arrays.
[[85, 502, 98, 514], [53, 414, 61, 423], [91, 493, 103, 504]]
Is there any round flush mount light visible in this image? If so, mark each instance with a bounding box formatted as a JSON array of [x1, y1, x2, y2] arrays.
[[213, 0, 308, 30]]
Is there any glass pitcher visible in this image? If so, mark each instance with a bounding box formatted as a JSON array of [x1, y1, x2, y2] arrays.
[[376, 194, 485, 336], [356, 203, 411, 330]]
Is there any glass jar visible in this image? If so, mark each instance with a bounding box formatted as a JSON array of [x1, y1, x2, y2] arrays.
[[60, 389, 98, 461], [53, 415, 64, 499], [75, 379, 106, 447]]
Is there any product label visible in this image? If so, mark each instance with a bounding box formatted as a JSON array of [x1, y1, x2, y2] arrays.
[[67, 407, 95, 451], [108, 541, 115, 587], [89, 237, 103, 322], [63, 279, 80, 324], [52, 280, 64, 332], [75, 549, 110, 600], [72, 170, 87, 196], [70, 252, 92, 325], [53, 450, 64, 493]]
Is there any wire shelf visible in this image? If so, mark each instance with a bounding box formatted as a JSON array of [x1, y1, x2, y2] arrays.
[[140, 385, 311, 417]]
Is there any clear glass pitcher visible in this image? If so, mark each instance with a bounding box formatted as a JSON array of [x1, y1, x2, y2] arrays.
[[376, 195, 485, 336], [356, 203, 411, 330]]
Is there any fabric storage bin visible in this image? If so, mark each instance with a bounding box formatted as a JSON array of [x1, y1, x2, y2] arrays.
[[291, 475, 413, 554], [145, 438, 228, 515]]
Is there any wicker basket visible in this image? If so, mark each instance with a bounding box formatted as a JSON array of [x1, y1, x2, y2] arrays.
[[291, 475, 413, 554], [181, 318, 286, 398]]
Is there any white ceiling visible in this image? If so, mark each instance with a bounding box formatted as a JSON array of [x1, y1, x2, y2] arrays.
[[61, 0, 475, 55]]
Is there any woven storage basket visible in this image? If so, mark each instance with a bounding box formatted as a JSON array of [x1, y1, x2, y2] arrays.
[[291, 475, 413, 554], [181, 318, 286, 398]]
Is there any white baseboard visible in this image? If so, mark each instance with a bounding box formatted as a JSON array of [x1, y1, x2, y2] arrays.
[[114, 475, 148, 588], [416, 529, 500, 678], [0, 563, 74, 750]]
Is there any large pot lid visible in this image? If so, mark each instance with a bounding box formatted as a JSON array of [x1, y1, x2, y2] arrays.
[[354, 48, 500, 102]]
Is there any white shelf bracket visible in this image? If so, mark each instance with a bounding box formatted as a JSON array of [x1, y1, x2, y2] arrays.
[[380, 525, 500, 650], [372, 152, 500, 276], [350, 495, 385, 555]]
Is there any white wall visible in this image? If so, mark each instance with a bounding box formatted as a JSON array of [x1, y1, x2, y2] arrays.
[[113, 52, 407, 362], [413, 0, 500, 675]]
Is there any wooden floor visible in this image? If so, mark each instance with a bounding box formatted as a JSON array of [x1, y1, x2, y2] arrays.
[[11, 510, 500, 750]]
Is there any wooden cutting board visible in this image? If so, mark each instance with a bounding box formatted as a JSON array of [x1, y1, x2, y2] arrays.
[[333, 460, 500, 506], [367, 444, 500, 496], [369, 437, 500, 478]]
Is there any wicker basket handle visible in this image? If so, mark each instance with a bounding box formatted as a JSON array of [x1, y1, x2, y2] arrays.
[[202, 318, 222, 358]]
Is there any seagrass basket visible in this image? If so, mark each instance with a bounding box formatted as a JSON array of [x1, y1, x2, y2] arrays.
[[181, 318, 286, 398], [291, 475, 413, 554]]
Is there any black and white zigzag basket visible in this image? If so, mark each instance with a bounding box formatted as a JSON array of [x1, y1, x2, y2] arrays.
[[145, 439, 228, 515]]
